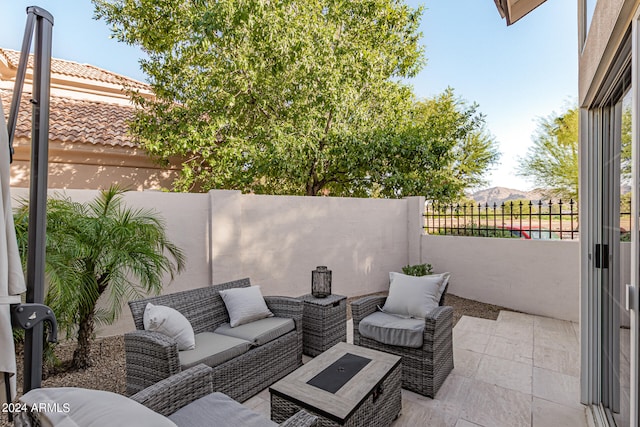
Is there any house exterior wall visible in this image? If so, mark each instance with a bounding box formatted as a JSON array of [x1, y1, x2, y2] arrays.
[[10, 142, 177, 190], [579, 0, 639, 106], [0, 48, 178, 191]]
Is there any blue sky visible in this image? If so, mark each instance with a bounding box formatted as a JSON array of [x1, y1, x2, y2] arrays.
[[1, 1, 579, 191]]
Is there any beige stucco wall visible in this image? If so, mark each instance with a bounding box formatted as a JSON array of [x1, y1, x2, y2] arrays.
[[423, 235, 580, 321], [209, 190, 415, 298], [10, 189, 417, 337], [422, 234, 632, 324], [10, 142, 178, 191], [11, 160, 176, 191]]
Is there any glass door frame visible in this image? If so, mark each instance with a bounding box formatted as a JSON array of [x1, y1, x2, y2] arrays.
[[629, 7, 640, 426], [581, 16, 634, 426]]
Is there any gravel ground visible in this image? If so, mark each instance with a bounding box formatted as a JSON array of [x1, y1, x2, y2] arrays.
[[1, 293, 508, 426], [1, 337, 126, 427]]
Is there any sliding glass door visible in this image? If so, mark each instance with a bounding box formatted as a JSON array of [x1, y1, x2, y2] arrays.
[[582, 22, 635, 426]]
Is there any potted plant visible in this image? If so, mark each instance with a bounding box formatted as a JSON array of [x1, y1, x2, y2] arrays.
[[401, 263, 433, 277]]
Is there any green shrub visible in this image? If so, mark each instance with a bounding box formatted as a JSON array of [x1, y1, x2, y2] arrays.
[[402, 263, 433, 276]]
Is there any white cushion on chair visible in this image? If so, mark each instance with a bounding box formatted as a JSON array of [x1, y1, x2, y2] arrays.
[[382, 272, 446, 318], [143, 303, 196, 351], [218, 286, 273, 327], [142, 303, 196, 350]]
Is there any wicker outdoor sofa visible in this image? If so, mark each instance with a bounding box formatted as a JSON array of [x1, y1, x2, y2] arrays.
[[351, 284, 453, 398], [14, 364, 318, 427], [125, 278, 303, 402]]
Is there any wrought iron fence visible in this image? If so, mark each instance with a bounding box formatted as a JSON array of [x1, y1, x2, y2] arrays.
[[424, 200, 632, 241]]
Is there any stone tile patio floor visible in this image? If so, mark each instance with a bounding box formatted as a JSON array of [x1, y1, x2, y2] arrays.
[[244, 311, 597, 427]]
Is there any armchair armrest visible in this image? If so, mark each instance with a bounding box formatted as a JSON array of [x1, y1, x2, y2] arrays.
[[350, 296, 386, 346], [350, 296, 386, 322], [424, 305, 454, 342], [125, 330, 181, 395], [131, 364, 214, 417], [279, 410, 319, 427]]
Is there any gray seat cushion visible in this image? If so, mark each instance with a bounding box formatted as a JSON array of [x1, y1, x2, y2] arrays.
[[168, 392, 277, 427], [178, 332, 251, 369], [20, 387, 177, 427], [214, 317, 295, 346], [358, 311, 425, 348]]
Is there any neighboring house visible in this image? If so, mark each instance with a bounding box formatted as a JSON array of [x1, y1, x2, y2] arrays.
[[0, 48, 178, 190], [495, 1, 640, 426]]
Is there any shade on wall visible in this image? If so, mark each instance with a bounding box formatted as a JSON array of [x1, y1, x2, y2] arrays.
[[493, 0, 548, 25]]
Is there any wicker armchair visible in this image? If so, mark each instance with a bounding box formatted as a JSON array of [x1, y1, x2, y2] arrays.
[[14, 365, 318, 427], [351, 285, 453, 398], [125, 278, 303, 401]]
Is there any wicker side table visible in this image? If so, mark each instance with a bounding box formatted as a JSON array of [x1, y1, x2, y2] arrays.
[[299, 294, 347, 357]]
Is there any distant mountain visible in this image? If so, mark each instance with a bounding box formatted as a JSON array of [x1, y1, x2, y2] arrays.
[[468, 187, 548, 206]]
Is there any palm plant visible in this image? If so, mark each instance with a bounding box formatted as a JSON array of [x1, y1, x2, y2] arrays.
[[14, 186, 185, 369]]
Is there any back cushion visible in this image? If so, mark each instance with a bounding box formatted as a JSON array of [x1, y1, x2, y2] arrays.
[[129, 279, 251, 333]]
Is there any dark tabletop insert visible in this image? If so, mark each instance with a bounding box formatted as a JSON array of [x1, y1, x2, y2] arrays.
[[306, 353, 371, 393]]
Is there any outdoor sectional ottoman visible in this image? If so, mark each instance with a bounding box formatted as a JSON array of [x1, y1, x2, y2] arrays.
[[125, 278, 303, 402]]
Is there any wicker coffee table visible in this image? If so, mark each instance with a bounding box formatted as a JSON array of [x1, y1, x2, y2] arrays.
[[270, 342, 402, 427]]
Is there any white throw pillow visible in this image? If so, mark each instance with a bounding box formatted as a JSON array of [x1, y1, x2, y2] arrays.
[[382, 272, 446, 318], [219, 286, 273, 327], [19, 387, 177, 427], [143, 303, 196, 351]]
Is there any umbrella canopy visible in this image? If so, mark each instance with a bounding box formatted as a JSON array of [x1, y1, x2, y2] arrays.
[[0, 97, 26, 405]]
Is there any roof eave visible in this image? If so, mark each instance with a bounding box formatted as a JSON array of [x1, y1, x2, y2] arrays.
[[494, 0, 548, 26]]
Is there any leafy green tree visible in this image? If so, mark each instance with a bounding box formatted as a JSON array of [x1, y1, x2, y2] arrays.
[[517, 107, 579, 200], [518, 105, 631, 201], [14, 187, 185, 369], [621, 103, 632, 181], [377, 89, 499, 200], [93, 1, 498, 201]]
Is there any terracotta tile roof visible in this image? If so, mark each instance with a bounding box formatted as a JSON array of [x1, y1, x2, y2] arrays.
[[0, 48, 149, 91], [1, 89, 137, 148]]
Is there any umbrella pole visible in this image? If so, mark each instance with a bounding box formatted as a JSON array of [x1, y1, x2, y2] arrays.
[[12, 7, 54, 394]]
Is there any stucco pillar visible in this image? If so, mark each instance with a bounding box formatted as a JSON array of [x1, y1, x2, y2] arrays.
[[209, 189, 243, 284], [405, 196, 425, 266]]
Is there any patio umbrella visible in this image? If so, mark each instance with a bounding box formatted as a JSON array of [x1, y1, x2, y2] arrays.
[[0, 97, 26, 405]]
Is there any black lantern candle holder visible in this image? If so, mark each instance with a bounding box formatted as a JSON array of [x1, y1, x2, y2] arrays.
[[311, 266, 332, 298]]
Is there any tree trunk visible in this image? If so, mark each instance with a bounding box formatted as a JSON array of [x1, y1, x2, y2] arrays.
[[305, 178, 320, 196], [73, 309, 95, 369], [306, 111, 333, 196]]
